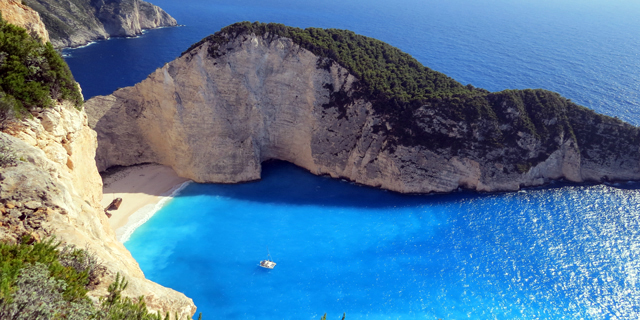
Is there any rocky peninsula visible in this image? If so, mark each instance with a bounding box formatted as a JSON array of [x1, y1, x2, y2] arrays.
[[21, 0, 177, 48], [86, 22, 640, 194]]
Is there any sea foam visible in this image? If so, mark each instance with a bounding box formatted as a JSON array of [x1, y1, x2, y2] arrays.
[[116, 180, 192, 243]]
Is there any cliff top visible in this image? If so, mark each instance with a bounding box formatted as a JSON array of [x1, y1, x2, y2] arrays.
[[183, 21, 469, 103], [183, 22, 638, 164]]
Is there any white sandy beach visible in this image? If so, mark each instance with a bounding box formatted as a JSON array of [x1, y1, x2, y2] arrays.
[[100, 164, 190, 242]]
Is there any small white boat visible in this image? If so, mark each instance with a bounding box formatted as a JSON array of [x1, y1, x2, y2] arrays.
[[259, 249, 276, 269], [259, 259, 276, 269]]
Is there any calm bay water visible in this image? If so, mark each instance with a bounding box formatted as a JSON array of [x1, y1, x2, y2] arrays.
[[127, 162, 640, 319], [63, 0, 640, 318]]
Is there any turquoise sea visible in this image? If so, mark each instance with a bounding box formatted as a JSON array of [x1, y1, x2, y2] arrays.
[[64, 0, 640, 319]]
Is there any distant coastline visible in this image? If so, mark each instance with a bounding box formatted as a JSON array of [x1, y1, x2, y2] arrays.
[[21, 0, 178, 49]]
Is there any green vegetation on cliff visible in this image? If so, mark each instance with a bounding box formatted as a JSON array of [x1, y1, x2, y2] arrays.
[[0, 238, 196, 320], [0, 13, 82, 118], [184, 21, 468, 102], [186, 22, 640, 170]]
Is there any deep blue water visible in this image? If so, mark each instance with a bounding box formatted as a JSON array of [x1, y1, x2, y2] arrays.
[[62, 0, 640, 318]]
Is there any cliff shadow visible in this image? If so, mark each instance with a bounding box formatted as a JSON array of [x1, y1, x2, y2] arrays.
[[170, 160, 629, 209]]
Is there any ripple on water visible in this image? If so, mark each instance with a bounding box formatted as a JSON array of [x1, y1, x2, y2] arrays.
[[125, 162, 640, 319], [59, 0, 640, 318]]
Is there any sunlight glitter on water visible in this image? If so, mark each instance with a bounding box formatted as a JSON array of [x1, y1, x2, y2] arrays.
[[125, 162, 640, 319], [58, 0, 640, 317]]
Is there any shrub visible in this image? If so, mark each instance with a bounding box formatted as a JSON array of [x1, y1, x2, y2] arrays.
[[0, 237, 198, 319], [0, 262, 95, 320], [0, 13, 83, 118], [183, 22, 467, 105]]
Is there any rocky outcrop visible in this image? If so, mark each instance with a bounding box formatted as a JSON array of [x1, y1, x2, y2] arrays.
[[85, 30, 640, 193], [0, 0, 49, 43], [0, 9, 194, 317], [0, 103, 196, 318], [21, 0, 177, 48]]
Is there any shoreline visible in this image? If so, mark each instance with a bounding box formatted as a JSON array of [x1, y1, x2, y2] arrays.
[[61, 25, 182, 50], [100, 164, 191, 243], [116, 180, 191, 243]]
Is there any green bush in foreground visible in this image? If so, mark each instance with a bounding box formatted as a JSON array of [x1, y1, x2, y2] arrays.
[[0, 237, 196, 320], [0, 13, 82, 118]]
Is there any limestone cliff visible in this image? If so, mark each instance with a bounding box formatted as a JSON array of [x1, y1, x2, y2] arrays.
[[0, 0, 49, 42], [0, 5, 194, 316], [20, 0, 177, 48], [85, 24, 640, 193], [0, 103, 196, 318]]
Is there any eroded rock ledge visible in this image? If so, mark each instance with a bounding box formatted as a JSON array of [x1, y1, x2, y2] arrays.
[[85, 27, 640, 193]]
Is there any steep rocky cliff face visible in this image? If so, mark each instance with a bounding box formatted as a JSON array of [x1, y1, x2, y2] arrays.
[[0, 103, 196, 318], [21, 0, 177, 48], [84, 28, 640, 193], [0, 5, 194, 316], [0, 0, 49, 42]]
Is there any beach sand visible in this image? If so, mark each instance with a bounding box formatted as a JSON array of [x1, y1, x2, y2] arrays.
[[100, 164, 190, 242]]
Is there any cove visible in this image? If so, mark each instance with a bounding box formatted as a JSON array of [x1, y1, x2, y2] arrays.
[[60, 1, 640, 317], [125, 161, 640, 319]]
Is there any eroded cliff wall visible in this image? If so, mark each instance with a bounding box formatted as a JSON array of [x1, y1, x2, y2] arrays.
[[0, 104, 196, 318], [20, 0, 177, 48], [85, 32, 640, 193], [0, 4, 194, 317]]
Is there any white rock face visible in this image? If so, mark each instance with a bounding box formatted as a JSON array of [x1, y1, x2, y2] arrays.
[[0, 104, 196, 318], [85, 33, 640, 193]]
